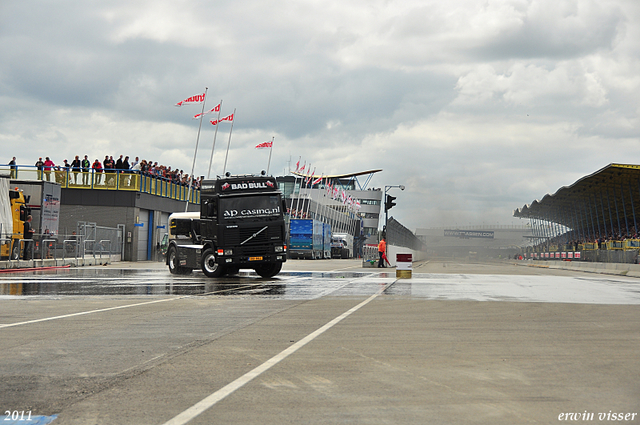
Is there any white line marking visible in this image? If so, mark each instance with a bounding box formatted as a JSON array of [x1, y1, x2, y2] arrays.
[[161, 279, 396, 425], [0, 298, 178, 329], [0, 283, 275, 330]]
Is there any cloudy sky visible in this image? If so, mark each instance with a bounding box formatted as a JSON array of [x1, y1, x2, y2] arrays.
[[1, 0, 639, 231]]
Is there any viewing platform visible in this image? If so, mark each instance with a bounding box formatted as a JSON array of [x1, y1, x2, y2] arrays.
[[1, 166, 200, 204]]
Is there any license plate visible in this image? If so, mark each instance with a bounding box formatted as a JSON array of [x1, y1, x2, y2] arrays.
[[249, 256, 263, 261]]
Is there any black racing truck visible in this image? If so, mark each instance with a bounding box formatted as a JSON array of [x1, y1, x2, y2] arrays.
[[166, 174, 287, 278]]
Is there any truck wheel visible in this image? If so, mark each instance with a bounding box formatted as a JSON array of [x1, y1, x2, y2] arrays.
[[167, 246, 191, 275], [201, 248, 224, 278], [254, 262, 282, 278]]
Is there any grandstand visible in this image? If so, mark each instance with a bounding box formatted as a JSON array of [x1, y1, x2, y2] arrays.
[[513, 163, 640, 263]]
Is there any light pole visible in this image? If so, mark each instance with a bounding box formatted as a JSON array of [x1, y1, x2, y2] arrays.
[[383, 184, 405, 237]]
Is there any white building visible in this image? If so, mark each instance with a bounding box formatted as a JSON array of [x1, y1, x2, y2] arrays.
[[277, 169, 383, 240]]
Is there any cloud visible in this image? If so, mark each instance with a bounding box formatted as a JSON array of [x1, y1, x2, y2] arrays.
[[1, 0, 639, 232], [452, 61, 609, 108]]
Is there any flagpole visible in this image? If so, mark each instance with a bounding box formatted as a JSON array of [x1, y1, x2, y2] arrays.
[[266, 136, 274, 175], [303, 164, 311, 219], [185, 87, 208, 212], [291, 158, 301, 219], [314, 174, 323, 220], [305, 167, 315, 218], [222, 108, 236, 175], [293, 161, 304, 218], [292, 172, 299, 218], [207, 99, 223, 179], [295, 170, 303, 218]]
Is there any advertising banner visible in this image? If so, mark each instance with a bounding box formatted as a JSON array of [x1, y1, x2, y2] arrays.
[[444, 229, 494, 239]]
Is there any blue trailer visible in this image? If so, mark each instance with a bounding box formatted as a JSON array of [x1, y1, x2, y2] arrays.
[[290, 219, 327, 259]]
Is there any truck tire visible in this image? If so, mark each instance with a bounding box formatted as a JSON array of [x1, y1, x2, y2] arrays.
[[254, 262, 282, 278], [167, 246, 191, 275], [201, 248, 225, 278]]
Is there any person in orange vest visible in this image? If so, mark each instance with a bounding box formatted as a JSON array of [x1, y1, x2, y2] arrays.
[[378, 237, 387, 268]]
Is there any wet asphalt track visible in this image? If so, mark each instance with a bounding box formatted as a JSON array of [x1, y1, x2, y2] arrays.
[[1, 260, 640, 424]]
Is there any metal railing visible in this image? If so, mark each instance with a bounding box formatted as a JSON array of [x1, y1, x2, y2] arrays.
[[0, 165, 200, 204], [0, 230, 122, 263]]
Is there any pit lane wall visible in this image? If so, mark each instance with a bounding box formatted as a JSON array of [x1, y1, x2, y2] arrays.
[[522, 248, 638, 264], [519, 259, 640, 278], [384, 217, 427, 266]]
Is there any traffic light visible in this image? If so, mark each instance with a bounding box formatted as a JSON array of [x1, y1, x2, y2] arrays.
[[385, 194, 397, 212]]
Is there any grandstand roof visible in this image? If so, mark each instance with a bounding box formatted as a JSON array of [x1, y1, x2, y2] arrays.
[[291, 169, 383, 191], [513, 163, 640, 232], [291, 169, 383, 179]]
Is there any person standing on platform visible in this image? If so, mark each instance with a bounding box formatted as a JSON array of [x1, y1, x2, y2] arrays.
[[115, 155, 123, 172], [92, 158, 103, 185], [9, 157, 17, 178], [43, 157, 55, 181], [81, 155, 91, 185], [35, 157, 44, 180], [71, 156, 81, 184], [121, 156, 131, 187]]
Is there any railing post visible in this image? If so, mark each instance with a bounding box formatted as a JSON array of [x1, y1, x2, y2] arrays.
[[84, 239, 96, 263], [41, 238, 57, 260]]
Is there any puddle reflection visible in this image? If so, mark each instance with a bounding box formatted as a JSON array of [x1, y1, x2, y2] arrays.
[[0, 269, 375, 297]]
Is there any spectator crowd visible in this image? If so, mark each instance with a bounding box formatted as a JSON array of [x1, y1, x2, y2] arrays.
[[8, 155, 202, 188], [533, 227, 640, 251]]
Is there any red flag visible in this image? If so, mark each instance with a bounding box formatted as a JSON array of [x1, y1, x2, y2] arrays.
[[255, 141, 273, 149], [306, 167, 316, 185], [210, 113, 234, 126], [175, 92, 206, 107], [312, 175, 322, 185], [193, 104, 220, 119], [295, 157, 301, 173]]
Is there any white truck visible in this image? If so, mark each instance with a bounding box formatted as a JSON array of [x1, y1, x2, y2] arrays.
[[330, 233, 353, 259]]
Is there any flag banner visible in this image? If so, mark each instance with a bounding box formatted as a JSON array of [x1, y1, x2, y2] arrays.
[[295, 157, 301, 173], [175, 92, 206, 106], [306, 168, 315, 185], [193, 104, 221, 119], [312, 176, 322, 185], [255, 141, 273, 149], [210, 113, 234, 126]]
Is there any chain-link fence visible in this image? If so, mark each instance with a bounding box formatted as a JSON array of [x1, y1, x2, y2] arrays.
[[12, 222, 124, 261], [75, 222, 124, 259]]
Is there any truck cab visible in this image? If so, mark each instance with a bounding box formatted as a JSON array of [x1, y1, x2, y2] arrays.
[[0, 187, 31, 260], [331, 233, 353, 259], [166, 175, 287, 278]]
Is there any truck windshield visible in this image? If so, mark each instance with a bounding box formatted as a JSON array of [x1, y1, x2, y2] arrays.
[[220, 195, 282, 220]]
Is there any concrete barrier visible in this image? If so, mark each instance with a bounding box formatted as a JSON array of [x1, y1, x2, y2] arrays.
[[519, 260, 640, 277], [386, 244, 427, 267]]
